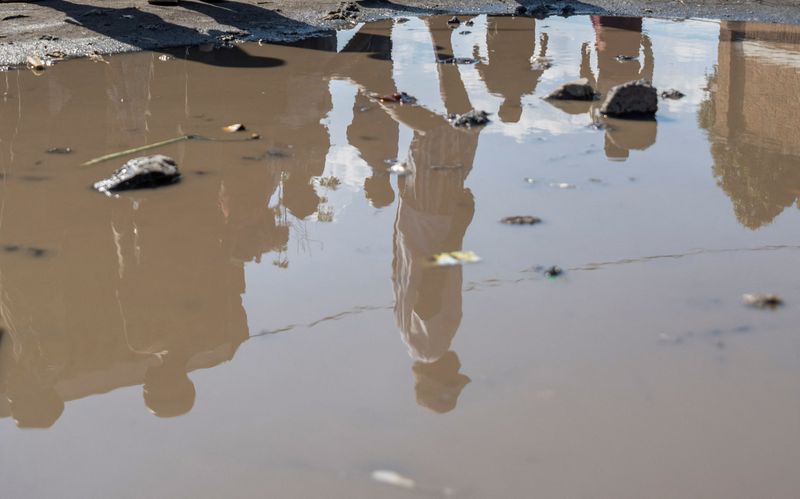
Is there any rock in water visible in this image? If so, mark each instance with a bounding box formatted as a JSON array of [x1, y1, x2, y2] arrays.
[[93, 155, 180, 195], [544, 78, 597, 100], [600, 79, 658, 118], [448, 110, 490, 128]]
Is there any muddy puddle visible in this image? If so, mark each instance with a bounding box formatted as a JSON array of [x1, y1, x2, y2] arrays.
[[2, 15, 800, 498]]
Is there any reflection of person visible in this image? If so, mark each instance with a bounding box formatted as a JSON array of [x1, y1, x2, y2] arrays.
[[580, 16, 657, 160], [477, 16, 549, 123], [413, 351, 470, 413], [699, 21, 800, 229], [341, 19, 477, 412], [342, 19, 398, 208]]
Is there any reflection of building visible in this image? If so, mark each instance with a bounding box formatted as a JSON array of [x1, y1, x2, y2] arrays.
[[699, 22, 800, 229]]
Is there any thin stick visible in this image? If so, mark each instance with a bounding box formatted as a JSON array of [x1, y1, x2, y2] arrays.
[[81, 135, 193, 166], [81, 133, 261, 167]]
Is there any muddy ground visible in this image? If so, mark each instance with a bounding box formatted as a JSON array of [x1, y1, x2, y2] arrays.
[[1, 0, 800, 66]]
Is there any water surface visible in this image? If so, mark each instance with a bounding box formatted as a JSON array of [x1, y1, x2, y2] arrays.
[[1, 15, 800, 499]]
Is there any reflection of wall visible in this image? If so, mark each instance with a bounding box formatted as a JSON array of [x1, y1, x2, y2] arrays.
[[700, 22, 800, 229]]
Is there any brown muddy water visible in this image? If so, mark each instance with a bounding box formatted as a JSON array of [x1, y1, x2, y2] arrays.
[[1, 14, 800, 498]]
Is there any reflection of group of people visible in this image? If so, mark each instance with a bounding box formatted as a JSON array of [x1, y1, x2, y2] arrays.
[[3, 15, 792, 427]]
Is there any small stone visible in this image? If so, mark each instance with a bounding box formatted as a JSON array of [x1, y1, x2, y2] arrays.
[[600, 79, 658, 118], [223, 123, 246, 132], [447, 16, 461, 26], [514, 5, 527, 15], [544, 78, 597, 100], [544, 265, 563, 277], [465, 20, 474, 26], [46, 147, 72, 154], [448, 110, 490, 128], [560, 4, 575, 16], [501, 216, 542, 225], [93, 155, 181, 195], [743, 293, 783, 309], [661, 88, 685, 100], [615, 54, 638, 62]]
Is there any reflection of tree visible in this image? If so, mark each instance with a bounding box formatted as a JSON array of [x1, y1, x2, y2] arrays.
[[699, 21, 800, 229]]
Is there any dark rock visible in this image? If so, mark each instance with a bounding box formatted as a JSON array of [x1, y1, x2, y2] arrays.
[[600, 79, 658, 118], [615, 54, 638, 62], [465, 20, 474, 26], [560, 4, 575, 16], [447, 16, 461, 26], [544, 78, 597, 100], [93, 155, 180, 195], [544, 265, 563, 277], [515, 5, 527, 15], [27, 247, 48, 258], [448, 110, 490, 128], [501, 216, 542, 225], [661, 88, 685, 100]]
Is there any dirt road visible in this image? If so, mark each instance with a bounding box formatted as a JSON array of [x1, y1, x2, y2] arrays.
[[1, 0, 799, 66]]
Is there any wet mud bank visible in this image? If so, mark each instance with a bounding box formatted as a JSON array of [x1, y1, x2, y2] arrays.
[[3, 0, 800, 66]]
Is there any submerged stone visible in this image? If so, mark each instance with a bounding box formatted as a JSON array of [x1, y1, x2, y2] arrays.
[[93, 155, 181, 195], [600, 79, 658, 118], [545, 78, 597, 100]]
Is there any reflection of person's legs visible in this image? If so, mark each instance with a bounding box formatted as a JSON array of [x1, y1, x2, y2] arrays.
[[348, 94, 398, 208], [148, 0, 179, 5]]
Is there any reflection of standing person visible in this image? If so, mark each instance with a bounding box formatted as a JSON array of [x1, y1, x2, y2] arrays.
[[477, 16, 548, 123], [391, 110, 477, 413], [581, 16, 656, 160], [342, 20, 398, 208]]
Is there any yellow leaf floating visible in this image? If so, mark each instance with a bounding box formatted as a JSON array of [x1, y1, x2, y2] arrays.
[[432, 250, 481, 266]]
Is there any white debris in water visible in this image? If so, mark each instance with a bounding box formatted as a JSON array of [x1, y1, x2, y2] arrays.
[[371, 470, 416, 489], [550, 182, 576, 189], [432, 250, 481, 266], [388, 163, 411, 175], [158, 54, 172, 61]]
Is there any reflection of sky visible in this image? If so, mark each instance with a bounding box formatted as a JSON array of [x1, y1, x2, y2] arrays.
[[391, 17, 447, 116], [647, 19, 720, 112]]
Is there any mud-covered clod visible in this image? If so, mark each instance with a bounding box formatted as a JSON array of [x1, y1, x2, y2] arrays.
[[93, 155, 181, 195], [448, 110, 490, 128], [743, 293, 783, 309], [501, 216, 542, 225]]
